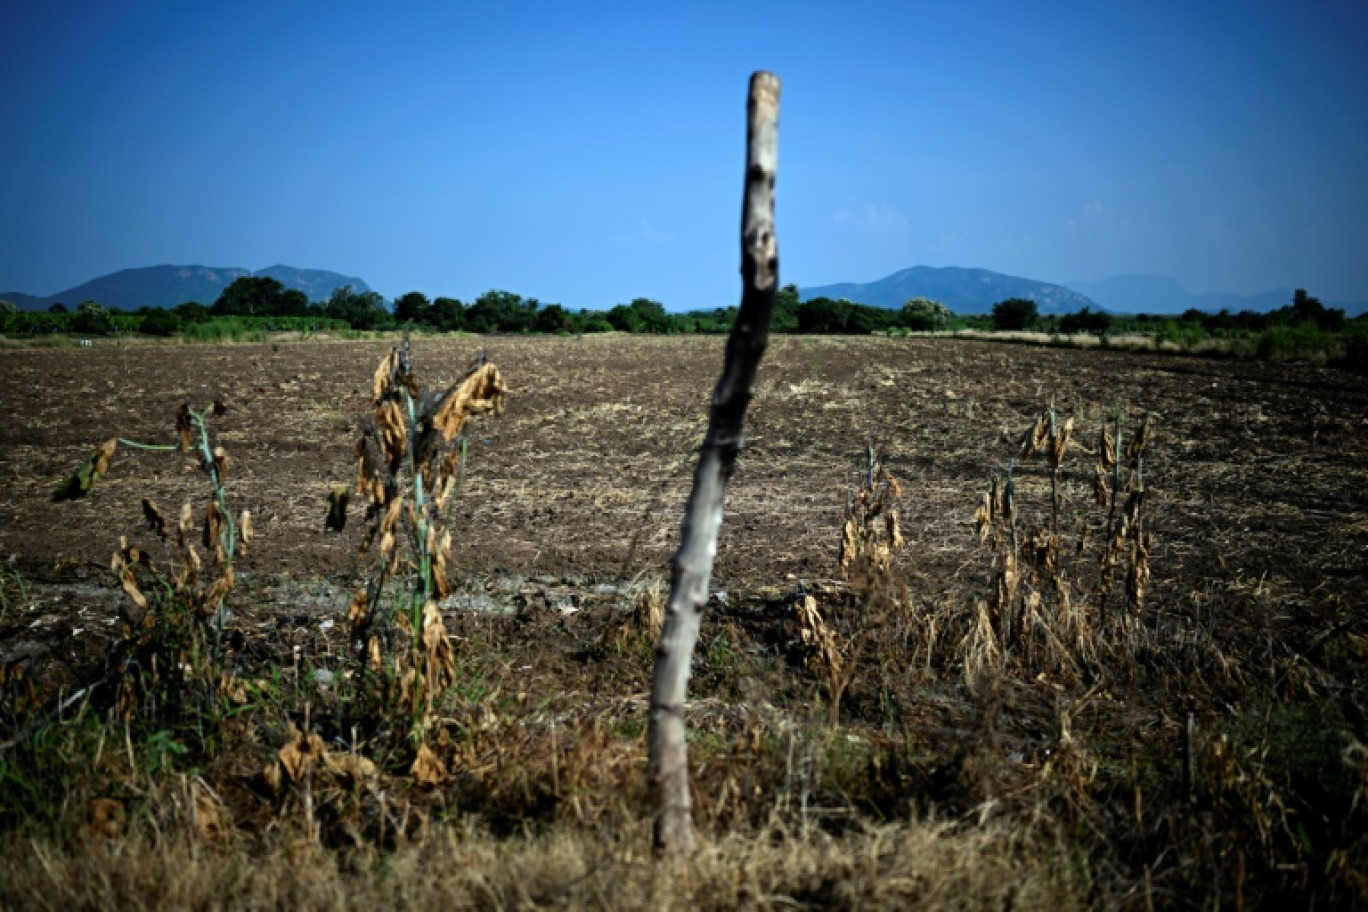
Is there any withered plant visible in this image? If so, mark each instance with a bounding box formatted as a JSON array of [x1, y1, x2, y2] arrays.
[[790, 447, 910, 723], [348, 335, 507, 746], [55, 402, 248, 728], [838, 445, 907, 581], [971, 406, 1157, 682]]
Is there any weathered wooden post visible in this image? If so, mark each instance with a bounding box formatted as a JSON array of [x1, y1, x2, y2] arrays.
[[647, 70, 781, 855]]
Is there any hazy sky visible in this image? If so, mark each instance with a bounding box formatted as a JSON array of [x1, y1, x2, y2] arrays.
[[2, 0, 1365, 308]]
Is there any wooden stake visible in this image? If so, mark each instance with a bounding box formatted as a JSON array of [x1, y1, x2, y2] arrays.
[[647, 71, 780, 855]]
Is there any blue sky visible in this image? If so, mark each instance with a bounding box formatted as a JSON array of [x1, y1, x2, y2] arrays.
[[2, 0, 1365, 309]]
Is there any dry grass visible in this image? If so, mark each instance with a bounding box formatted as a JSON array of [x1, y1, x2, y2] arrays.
[[0, 818, 1085, 911]]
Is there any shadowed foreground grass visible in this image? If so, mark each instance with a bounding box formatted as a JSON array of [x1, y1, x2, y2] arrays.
[[0, 820, 1085, 911]]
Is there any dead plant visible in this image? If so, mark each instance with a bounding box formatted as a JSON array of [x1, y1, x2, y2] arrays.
[[348, 335, 507, 749], [51, 402, 246, 728]]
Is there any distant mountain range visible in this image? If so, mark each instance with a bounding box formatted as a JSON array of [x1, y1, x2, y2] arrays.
[[1063, 274, 1286, 314], [6, 263, 1361, 317], [1064, 274, 1366, 316], [1, 265, 371, 311], [800, 266, 1097, 314], [799, 266, 1366, 316]]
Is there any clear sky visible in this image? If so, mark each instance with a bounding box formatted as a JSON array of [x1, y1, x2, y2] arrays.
[[2, 0, 1365, 309]]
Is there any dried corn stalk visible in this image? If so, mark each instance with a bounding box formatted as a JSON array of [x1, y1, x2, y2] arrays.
[[838, 447, 906, 579], [789, 594, 844, 684], [350, 336, 505, 740]]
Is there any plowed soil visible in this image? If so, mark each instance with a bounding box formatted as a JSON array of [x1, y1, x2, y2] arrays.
[[4, 334, 1366, 592]]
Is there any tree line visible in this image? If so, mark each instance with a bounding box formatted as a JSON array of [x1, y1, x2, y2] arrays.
[[0, 278, 965, 337], [1, 278, 1361, 348]]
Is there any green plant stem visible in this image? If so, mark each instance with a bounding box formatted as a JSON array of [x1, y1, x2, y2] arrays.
[[116, 439, 179, 452]]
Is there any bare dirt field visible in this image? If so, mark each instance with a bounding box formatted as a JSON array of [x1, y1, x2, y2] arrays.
[[7, 333, 1365, 586], [1, 333, 1366, 908]]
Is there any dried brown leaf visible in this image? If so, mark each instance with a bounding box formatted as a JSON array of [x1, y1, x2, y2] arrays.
[[177, 405, 193, 451], [1050, 416, 1075, 469], [347, 589, 369, 638], [1093, 475, 1109, 507], [327, 753, 377, 783], [1098, 428, 1117, 473], [83, 798, 126, 841], [372, 347, 401, 403], [377, 399, 407, 463], [211, 446, 229, 480], [410, 743, 448, 786], [142, 498, 167, 538], [1020, 412, 1049, 459], [202, 572, 234, 616], [277, 727, 328, 783], [431, 363, 508, 442], [325, 486, 349, 532], [53, 438, 119, 501], [204, 501, 226, 562], [431, 531, 452, 599], [838, 517, 858, 578], [886, 509, 905, 552], [1126, 414, 1156, 459], [974, 492, 994, 542]]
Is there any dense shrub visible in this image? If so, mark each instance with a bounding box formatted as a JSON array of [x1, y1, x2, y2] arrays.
[[991, 298, 1038, 331], [900, 297, 953, 331]]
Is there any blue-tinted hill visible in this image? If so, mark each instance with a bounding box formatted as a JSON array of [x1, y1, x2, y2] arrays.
[[2, 265, 372, 311], [799, 266, 1096, 314]]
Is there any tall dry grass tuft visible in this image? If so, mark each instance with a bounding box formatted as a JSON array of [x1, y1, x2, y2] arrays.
[[0, 817, 1088, 911]]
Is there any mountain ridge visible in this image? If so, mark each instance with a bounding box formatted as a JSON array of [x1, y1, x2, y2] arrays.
[[1063, 274, 1306, 314], [799, 266, 1366, 316], [2, 265, 372, 311], [799, 266, 1098, 314]]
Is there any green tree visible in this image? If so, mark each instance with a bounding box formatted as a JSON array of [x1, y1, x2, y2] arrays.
[[429, 296, 465, 331], [279, 288, 310, 317], [991, 298, 1039, 331], [173, 302, 210, 324], [48, 302, 68, 314], [71, 300, 116, 335], [1058, 306, 1112, 335], [900, 297, 952, 331], [1286, 288, 1344, 332], [465, 290, 535, 333], [796, 297, 854, 333], [325, 285, 394, 330], [211, 276, 298, 316], [772, 284, 800, 333], [848, 303, 896, 334], [533, 303, 572, 333], [139, 309, 181, 337], [0, 299, 17, 316], [577, 311, 614, 333], [393, 291, 432, 325], [607, 298, 671, 333]]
